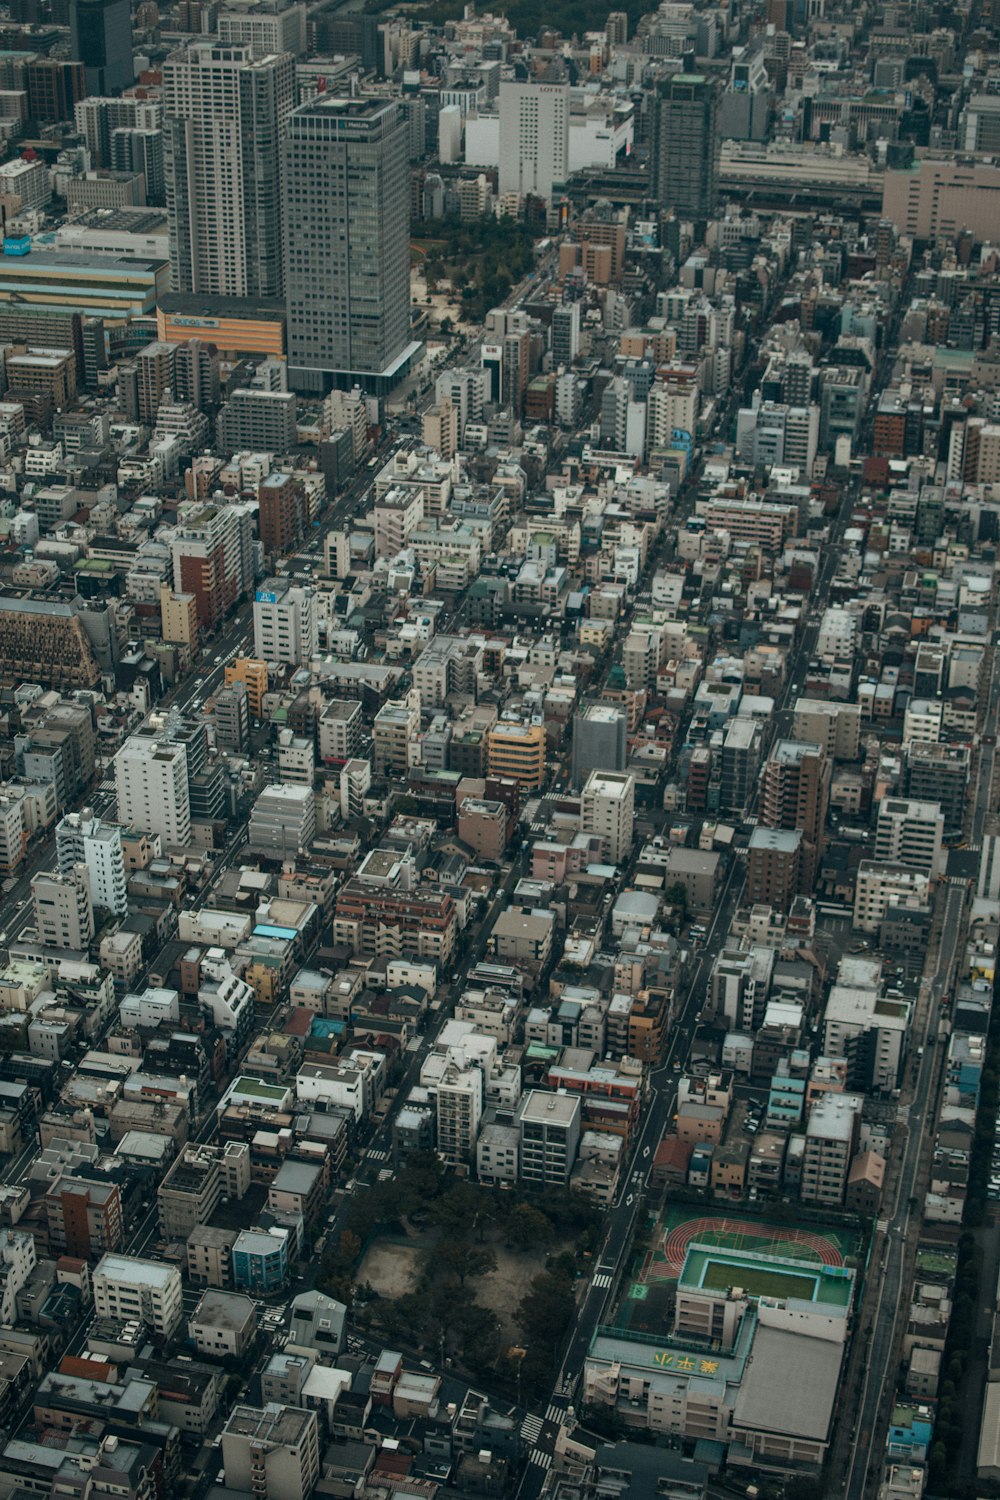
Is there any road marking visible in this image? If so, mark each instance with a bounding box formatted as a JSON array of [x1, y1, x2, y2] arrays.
[[593, 1273, 613, 1289], [520, 1415, 543, 1442], [545, 1403, 564, 1423], [530, 1450, 552, 1470]]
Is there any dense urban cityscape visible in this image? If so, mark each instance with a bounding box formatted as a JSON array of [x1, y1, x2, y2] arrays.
[[0, 0, 990, 1497]]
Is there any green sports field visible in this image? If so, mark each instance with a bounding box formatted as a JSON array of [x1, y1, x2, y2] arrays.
[[697, 1259, 817, 1301]]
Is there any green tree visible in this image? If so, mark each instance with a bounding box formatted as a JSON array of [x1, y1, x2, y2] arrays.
[[666, 882, 689, 914], [506, 1202, 554, 1251], [433, 1240, 498, 1288]]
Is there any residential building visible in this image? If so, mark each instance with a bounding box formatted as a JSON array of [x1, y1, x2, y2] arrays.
[[759, 739, 829, 890], [115, 730, 191, 847], [56, 812, 127, 918], [518, 1089, 581, 1186], [874, 798, 944, 877], [436, 1064, 483, 1167], [31, 866, 94, 949], [487, 721, 546, 789], [93, 1252, 184, 1338], [373, 694, 420, 776], [253, 580, 317, 667], [164, 42, 294, 297], [581, 770, 635, 864], [800, 1094, 862, 1207], [746, 827, 803, 912], [45, 1178, 124, 1260], [222, 1404, 320, 1500], [571, 701, 627, 788], [248, 785, 316, 858]]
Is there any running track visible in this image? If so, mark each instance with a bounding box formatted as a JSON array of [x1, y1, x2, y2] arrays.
[[649, 1215, 846, 1280]]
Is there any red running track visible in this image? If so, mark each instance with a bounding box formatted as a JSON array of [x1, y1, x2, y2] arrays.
[[650, 1215, 845, 1280]]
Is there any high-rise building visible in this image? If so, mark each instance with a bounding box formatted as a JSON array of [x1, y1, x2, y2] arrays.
[[70, 0, 133, 96], [283, 95, 413, 394], [580, 769, 635, 864], [650, 67, 719, 222], [171, 501, 255, 631], [257, 472, 307, 558], [758, 739, 829, 890], [56, 811, 127, 917], [498, 81, 568, 203], [164, 42, 294, 298], [217, 2, 308, 57], [253, 579, 317, 667], [571, 702, 627, 787], [115, 730, 192, 847], [31, 865, 94, 949]]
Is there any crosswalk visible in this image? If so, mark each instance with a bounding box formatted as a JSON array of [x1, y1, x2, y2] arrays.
[[592, 1272, 613, 1289], [545, 1403, 564, 1424], [99, 779, 116, 794], [366, 1148, 388, 1162], [520, 1415, 543, 1443], [530, 1450, 552, 1470]]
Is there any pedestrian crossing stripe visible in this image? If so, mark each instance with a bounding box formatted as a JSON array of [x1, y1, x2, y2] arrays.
[[521, 1416, 543, 1441], [531, 1450, 552, 1469], [593, 1272, 613, 1288], [545, 1404, 563, 1423]]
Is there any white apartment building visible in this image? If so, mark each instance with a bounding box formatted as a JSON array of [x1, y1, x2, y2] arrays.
[[853, 860, 931, 933], [0, 793, 26, 876], [903, 698, 943, 746], [436, 1064, 483, 1167], [93, 1252, 184, 1337], [56, 812, 127, 917], [31, 865, 94, 949], [498, 81, 568, 203], [580, 769, 635, 865], [115, 731, 191, 847], [874, 797, 944, 877], [253, 581, 317, 667], [816, 606, 857, 663]]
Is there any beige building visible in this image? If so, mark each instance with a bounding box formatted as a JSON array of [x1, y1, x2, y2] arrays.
[[581, 769, 635, 864], [373, 693, 420, 776], [791, 698, 861, 761], [160, 583, 199, 648], [882, 157, 1000, 243], [187, 1225, 238, 1289], [852, 860, 930, 933], [457, 797, 507, 862], [31, 865, 94, 949], [222, 1404, 320, 1500]]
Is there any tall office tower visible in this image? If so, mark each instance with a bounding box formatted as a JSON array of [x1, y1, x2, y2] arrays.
[[164, 41, 294, 298], [283, 96, 412, 394], [650, 67, 720, 222], [758, 739, 830, 891], [115, 729, 192, 847], [497, 81, 568, 203], [70, 0, 133, 96], [56, 811, 127, 917]]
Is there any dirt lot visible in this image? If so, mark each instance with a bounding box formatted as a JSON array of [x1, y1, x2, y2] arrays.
[[359, 1236, 567, 1343]]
